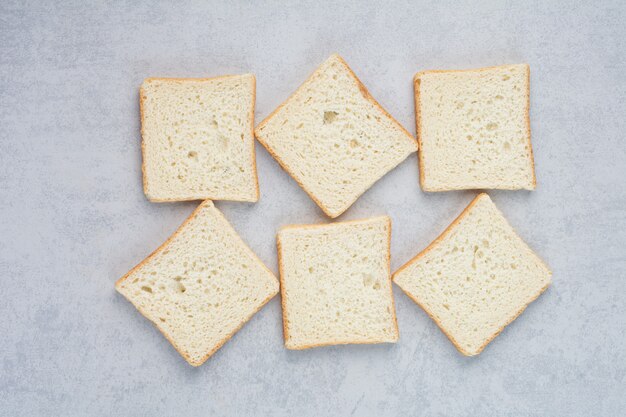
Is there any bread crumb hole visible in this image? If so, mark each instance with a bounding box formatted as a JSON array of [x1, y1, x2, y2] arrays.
[[495, 95, 504, 100], [187, 151, 197, 159], [349, 139, 358, 148], [141, 286, 152, 293], [443, 304, 450, 310], [159, 317, 166, 322], [308, 267, 314, 273], [486, 122, 498, 131], [219, 135, 229, 150], [503, 142, 511, 150], [323, 111, 338, 124], [502, 75, 510, 81]]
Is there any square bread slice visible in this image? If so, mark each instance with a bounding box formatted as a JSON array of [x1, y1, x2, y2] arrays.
[[140, 74, 259, 202], [255, 54, 417, 218], [116, 200, 279, 366], [393, 193, 551, 356], [415, 64, 536, 191], [277, 216, 399, 349]]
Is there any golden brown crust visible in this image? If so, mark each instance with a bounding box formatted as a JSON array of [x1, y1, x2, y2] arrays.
[[249, 75, 261, 200], [285, 338, 398, 351], [394, 282, 471, 354], [115, 200, 278, 366], [140, 83, 149, 199], [413, 76, 426, 190], [525, 65, 537, 189], [414, 64, 536, 192], [278, 214, 389, 233], [146, 195, 258, 203], [276, 233, 290, 346], [473, 281, 549, 355], [278, 215, 398, 349], [140, 74, 260, 203], [255, 137, 337, 217], [384, 216, 400, 340], [392, 192, 551, 355], [333, 54, 417, 149], [255, 54, 416, 218], [392, 193, 488, 277], [191, 283, 277, 366]]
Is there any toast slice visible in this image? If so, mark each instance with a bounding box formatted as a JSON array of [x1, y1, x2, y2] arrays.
[[414, 64, 535, 191], [140, 74, 259, 202], [393, 193, 551, 355], [256, 54, 417, 218], [277, 216, 399, 349], [116, 200, 279, 366]]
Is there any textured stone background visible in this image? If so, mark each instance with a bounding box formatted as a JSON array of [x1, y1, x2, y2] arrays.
[[1, 1, 625, 416]]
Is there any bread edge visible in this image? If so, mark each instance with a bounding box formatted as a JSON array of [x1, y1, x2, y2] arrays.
[[392, 192, 551, 356], [255, 53, 417, 218], [140, 74, 260, 203], [414, 64, 536, 192], [115, 200, 279, 366], [277, 215, 399, 350]]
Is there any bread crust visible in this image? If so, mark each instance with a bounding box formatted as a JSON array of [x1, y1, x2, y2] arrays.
[[414, 64, 536, 192], [115, 200, 279, 366], [255, 54, 417, 218], [140, 74, 260, 203], [392, 193, 551, 355], [277, 215, 399, 350]]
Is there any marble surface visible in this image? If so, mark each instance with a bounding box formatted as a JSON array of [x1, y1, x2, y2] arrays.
[[1, 1, 625, 415]]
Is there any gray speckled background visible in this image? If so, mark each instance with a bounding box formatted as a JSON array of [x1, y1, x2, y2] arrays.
[[1, 1, 625, 415]]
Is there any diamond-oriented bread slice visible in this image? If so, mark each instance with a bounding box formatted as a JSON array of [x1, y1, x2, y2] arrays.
[[116, 200, 278, 366], [255, 54, 417, 218], [277, 216, 399, 349], [140, 74, 259, 202], [415, 64, 536, 191], [393, 193, 551, 356]]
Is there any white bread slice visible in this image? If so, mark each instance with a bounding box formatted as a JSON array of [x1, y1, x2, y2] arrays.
[[140, 75, 259, 202], [415, 64, 535, 191], [393, 193, 551, 356], [277, 216, 399, 349], [116, 200, 278, 366], [256, 54, 417, 218]]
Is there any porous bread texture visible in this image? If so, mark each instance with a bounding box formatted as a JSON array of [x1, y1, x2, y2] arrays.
[[277, 216, 399, 349], [255, 54, 417, 218], [415, 64, 535, 191], [393, 193, 551, 356], [141, 74, 259, 202], [116, 200, 279, 366]]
